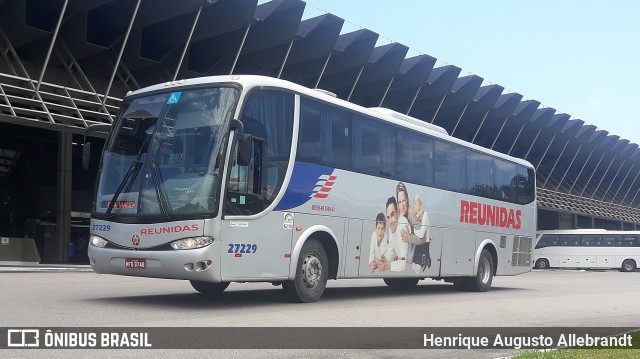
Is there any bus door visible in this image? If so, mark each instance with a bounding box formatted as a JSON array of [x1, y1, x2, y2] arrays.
[[220, 212, 293, 279], [220, 136, 292, 280]]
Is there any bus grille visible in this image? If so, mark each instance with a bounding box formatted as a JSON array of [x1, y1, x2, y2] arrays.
[[511, 236, 533, 266]]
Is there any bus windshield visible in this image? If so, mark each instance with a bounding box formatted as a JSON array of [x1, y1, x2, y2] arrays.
[[95, 87, 239, 217]]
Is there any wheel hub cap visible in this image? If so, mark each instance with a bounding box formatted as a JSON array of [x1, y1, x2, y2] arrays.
[[302, 254, 322, 289], [479, 257, 490, 283]]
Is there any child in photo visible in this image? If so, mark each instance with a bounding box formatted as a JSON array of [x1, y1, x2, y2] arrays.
[[369, 212, 388, 272], [411, 194, 429, 239], [410, 194, 432, 271]]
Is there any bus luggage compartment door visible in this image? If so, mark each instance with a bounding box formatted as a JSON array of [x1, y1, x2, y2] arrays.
[[576, 255, 596, 268], [342, 219, 363, 278], [597, 256, 614, 268], [440, 229, 475, 276]]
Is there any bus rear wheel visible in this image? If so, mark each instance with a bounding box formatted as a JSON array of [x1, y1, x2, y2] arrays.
[[454, 249, 494, 292], [283, 239, 328, 303], [621, 259, 637, 272], [190, 280, 230, 295], [383, 277, 419, 289], [535, 258, 550, 269]]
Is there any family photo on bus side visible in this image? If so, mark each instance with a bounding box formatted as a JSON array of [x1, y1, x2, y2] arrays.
[[369, 182, 434, 274]]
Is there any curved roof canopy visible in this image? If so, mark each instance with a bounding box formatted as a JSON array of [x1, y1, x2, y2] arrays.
[[0, 0, 638, 221]]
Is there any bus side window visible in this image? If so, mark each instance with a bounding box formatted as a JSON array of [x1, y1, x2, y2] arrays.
[[535, 237, 543, 249], [559, 235, 569, 246], [559, 235, 579, 246], [612, 235, 624, 247], [623, 236, 638, 247], [581, 235, 600, 246], [602, 236, 615, 246], [298, 105, 322, 161], [434, 140, 466, 193], [536, 235, 557, 248]]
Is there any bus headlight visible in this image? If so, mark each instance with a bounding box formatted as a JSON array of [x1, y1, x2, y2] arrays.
[[170, 236, 214, 250], [90, 234, 108, 248]]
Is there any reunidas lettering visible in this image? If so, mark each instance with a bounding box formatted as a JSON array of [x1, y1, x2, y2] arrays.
[[140, 224, 199, 236], [460, 200, 522, 229]]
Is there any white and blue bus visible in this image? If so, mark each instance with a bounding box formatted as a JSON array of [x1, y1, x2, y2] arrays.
[[533, 229, 640, 272], [86, 75, 536, 302]]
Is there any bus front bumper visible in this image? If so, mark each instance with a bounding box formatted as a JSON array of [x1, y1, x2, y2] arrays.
[[88, 245, 221, 282]]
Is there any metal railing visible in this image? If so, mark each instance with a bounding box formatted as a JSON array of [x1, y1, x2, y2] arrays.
[[0, 72, 120, 128]]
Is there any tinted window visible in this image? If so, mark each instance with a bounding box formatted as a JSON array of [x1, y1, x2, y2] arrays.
[[397, 128, 433, 185], [435, 140, 466, 192], [559, 235, 580, 246], [536, 235, 558, 248], [602, 236, 617, 246], [296, 97, 534, 205], [623, 236, 638, 247], [581, 235, 601, 246], [298, 99, 351, 168], [517, 167, 535, 204], [352, 116, 396, 177], [467, 151, 494, 198], [494, 159, 519, 201]]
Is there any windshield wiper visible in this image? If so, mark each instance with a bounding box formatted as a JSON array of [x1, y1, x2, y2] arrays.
[[106, 159, 143, 217], [150, 160, 172, 217], [106, 121, 153, 217], [145, 120, 174, 217]]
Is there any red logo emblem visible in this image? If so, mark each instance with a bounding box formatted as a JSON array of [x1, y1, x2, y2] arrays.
[[132, 234, 140, 246], [310, 175, 336, 199]]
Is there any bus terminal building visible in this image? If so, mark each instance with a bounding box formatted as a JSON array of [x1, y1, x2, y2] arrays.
[[0, 0, 638, 264]]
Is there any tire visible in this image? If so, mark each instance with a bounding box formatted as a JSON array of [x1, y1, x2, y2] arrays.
[[383, 277, 420, 289], [190, 280, 230, 295], [535, 258, 550, 270], [620, 259, 637, 272], [455, 249, 494, 292], [283, 239, 328, 303]]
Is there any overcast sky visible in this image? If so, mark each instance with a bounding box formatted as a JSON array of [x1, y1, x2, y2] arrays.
[[301, 0, 640, 145]]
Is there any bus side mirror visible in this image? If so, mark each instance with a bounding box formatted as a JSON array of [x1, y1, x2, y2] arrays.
[[237, 134, 253, 166], [81, 123, 111, 171], [82, 142, 91, 171]]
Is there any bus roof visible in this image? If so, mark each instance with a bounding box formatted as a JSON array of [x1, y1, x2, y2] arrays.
[[126, 75, 534, 169]]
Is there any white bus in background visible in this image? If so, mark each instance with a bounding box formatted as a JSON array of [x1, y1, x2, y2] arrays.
[[85, 75, 536, 302], [533, 229, 640, 272]]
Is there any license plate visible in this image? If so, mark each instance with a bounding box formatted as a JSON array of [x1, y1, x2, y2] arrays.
[[125, 258, 146, 269]]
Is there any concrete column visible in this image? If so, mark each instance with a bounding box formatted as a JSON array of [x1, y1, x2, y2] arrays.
[[56, 131, 72, 263]]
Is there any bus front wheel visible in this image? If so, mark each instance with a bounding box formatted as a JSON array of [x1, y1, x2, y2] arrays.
[[454, 249, 494, 292], [535, 258, 550, 269], [621, 259, 637, 272], [283, 239, 328, 303], [190, 280, 230, 295]]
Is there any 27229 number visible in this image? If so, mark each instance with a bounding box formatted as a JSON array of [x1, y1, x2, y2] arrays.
[[227, 243, 257, 254], [92, 224, 111, 231]]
